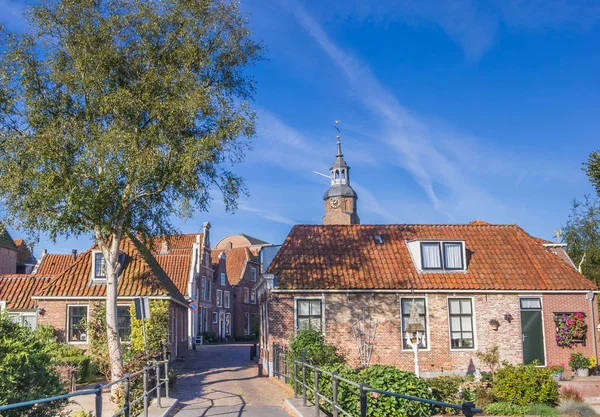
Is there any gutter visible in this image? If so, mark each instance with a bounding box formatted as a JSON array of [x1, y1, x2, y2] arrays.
[[32, 295, 190, 308], [270, 289, 599, 294]]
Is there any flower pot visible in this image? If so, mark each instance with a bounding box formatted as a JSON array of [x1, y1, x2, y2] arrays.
[[577, 368, 589, 377], [552, 372, 563, 381]]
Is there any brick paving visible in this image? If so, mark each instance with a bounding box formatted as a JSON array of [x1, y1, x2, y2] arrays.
[[169, 344, 291, 417]]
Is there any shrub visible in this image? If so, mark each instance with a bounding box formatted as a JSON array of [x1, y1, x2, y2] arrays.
[[480, 371, 493, 383], [130, 301, 169, 355], [492, 362, 559, 406], [202, 331, 218, 343], [560, 386, 584, 403], [426, 375, 463, 414], [474, 385, 494, 408], [360, 365, 433, 417], [36, 325, 93, 383], [318, 364, 361, 416], [72, 411, 92, 417], [484, 402, 528, 416], [289, 327, 344, 366], [526, 403, 559, 417], [476, 345, 500, 374], [558, 400, 597, 417], [0, 313, 66, 417]]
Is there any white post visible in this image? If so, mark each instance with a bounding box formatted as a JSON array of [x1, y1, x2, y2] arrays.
[[405, 331, 424, 377]]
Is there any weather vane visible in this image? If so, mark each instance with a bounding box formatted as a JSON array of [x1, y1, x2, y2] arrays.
[[335, 120, 340, 141]]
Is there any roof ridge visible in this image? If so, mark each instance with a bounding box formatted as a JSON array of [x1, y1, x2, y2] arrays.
[[293, 223, 521, 228]]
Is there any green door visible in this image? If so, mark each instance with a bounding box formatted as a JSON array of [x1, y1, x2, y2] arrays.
[[520, 298, 545, 365]]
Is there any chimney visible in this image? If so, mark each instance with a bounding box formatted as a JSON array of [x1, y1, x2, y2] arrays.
[[160, 240, 168, 255], [71, 249, 77, 261], [202, 222, 211, 248], [42, 249, 48, 258]]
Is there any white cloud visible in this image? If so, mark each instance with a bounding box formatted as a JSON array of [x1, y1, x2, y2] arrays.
[[238, 204, 297, 226]]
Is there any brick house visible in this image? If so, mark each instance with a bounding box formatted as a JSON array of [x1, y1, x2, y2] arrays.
[[213, 245, 260, 339], [31, 235, 191, 357], [210, 251, 234, 339], [256, 139, 600, 378]]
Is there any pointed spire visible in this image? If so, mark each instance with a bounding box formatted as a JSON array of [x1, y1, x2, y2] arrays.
[[336, 138, 343, 157]]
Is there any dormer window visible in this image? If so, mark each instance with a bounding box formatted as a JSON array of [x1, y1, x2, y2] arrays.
[[94, 252, 106, 279], [418, 241, 465, 271]]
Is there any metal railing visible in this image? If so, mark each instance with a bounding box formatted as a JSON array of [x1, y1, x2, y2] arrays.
[[0, 360, 170, 417], [272, 344, 482, 417]]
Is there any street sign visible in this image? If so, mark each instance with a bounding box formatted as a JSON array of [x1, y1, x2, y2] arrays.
[[134, 297, 151, 320], [189, 301, 198, 312]]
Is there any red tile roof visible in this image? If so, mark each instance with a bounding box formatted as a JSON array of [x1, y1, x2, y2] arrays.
[[0, 275, 52, 309], [35, 236, 187, 302], [212, 247, 256, 285], [155, 254, 192, 296], [268, 224, 597, 291], [35, 254, 76, 276], [148, 234, 201, 255]]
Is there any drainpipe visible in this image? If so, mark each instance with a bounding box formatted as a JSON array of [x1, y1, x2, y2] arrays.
[[588, 291, 598, 369]]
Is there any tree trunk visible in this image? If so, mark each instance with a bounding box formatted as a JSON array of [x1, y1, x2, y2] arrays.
[[97, 229, 124, 398]]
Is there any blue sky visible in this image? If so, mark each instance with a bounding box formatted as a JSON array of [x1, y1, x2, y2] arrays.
[[2, 0, 599, 256]]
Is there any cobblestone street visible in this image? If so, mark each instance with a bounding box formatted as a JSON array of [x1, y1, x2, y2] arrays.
[[170, 344, 291, 417]]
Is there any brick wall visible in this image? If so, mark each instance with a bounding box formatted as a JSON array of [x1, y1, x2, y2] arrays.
[[232, 261, 259, 339], [38, 299, 94, 346], [0, 247, 17, 274], [263, 291, 600, 376]]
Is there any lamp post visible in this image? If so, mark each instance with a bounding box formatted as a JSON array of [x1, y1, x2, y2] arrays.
[[405, 301, 426, 377]]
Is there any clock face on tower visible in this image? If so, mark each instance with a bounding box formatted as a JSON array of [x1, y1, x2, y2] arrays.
[[330, 198, 341, 209]]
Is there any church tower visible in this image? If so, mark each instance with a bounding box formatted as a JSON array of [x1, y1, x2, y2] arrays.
[[323, 133, 360, 225]]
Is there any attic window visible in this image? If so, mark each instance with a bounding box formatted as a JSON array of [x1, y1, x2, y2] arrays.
[[374, 235, 384, 245], [420, 241, 465, 271], [91, 251, 125, 282]]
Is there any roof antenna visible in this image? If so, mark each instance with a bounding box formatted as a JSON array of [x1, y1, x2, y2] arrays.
[[553, 228, 562, 244]]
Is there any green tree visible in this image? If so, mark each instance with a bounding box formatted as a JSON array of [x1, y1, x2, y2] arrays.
[[0, 314, 66, 416], [130, 300, 169, 356], [563, 196, 600, 285], [0, 0, 263, 385]]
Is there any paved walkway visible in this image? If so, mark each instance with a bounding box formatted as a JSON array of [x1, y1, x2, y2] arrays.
[[169, 344, 291, 417]]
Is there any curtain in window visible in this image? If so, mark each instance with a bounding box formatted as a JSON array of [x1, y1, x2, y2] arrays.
[[444, 243, 463, 269], [422, 243, 442, 268]]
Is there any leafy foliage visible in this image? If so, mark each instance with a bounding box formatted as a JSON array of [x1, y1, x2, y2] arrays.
[[130, 300, 169, 356], [359, 365, 433, 417], [492, 362, 559, 406], [289, 327, 344, 366], [526, 403, 560, 417], [475, 345, 500, 373], [484, 402, 528, 416], [559, 400, 598, 417], [426, 375, 463, 414], [0, 314, 66, 417], [569, 353, 591, 370], [318, 364, 362, 416], [86, 301, 111, 380], [563, 196, 600, 285]]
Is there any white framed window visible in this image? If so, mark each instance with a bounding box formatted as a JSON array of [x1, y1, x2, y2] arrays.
[[0, 300, 7, 311], [448, 298, 475, 349], [201, 276, 206, 300], [224, 291, 230, 308], [400, 298, 428, 350], [67, 305, 88, 343], [212, 312, 218, 323], [443, 242, 464, 270], [216, 289, 223, 307], [93, 252, 107, 279], [8, 312, 37, 329], [220, 272, 226, 286], [251, 267, 257, 282], [244, 312, 251, 335], [244, 287, 249, 303], [225, 312, 231, 336], [117, 305, 131, 342], [250, 289, 256, 304], [296, 299, 323, 331], [208, 279, 212, 301]]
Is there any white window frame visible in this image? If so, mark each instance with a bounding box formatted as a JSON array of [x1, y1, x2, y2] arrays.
[[208, 279, 212, 301], [225, 312, 231, 336], [294, 296, 325, 334], [7, 311, 37, 329], [0, 301, 6, 311], [201, 276, 206, 300], [220, 272, 226, 286], [224, 291, 230, 308], [244, 287, 249, 303], [447, 296, 477, 351], [400, 297, 431, 352], [244, 312, 251, 335], [251, 267, 257, 282], [212, 311, 218, 324], [216, 289, 223, 307], [250, 289, 256, 305], [91, 250, 107, 282], [67, 304, 89, 344], [117, 304, 132, 343]]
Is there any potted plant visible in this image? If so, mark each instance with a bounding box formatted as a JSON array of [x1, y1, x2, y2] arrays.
[[489, 319, 500, 331], [548, 363, 564, 381], [569, 353, 591, 377]]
